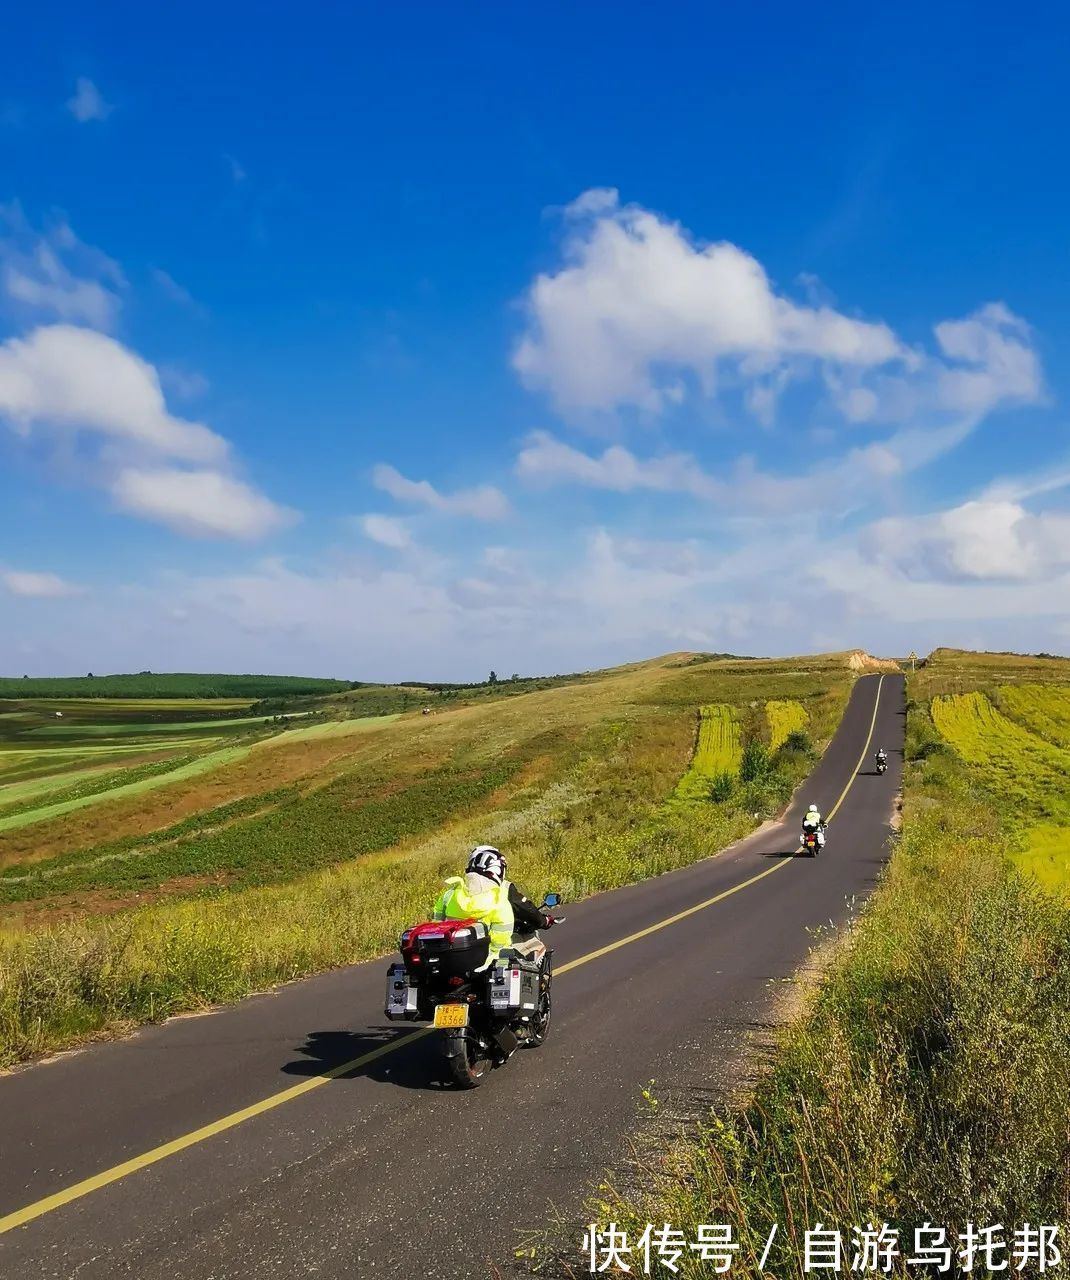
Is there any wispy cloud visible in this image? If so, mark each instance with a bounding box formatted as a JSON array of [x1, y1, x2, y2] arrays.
[[360, 513, 412, 549], [0, 205, 125, 329], [151, 267, 203, 313], [2, 569, 84, 598], [372, 463, 509, 519], [66, 77, 113, 124]]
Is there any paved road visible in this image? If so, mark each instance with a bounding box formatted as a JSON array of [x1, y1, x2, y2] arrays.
[[0, 674, 904, 1280]]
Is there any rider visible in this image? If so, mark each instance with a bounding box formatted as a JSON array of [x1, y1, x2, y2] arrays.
[[431, 845, 551, 965], [801, 802, 825, 847], [875, 746, 888, 769]]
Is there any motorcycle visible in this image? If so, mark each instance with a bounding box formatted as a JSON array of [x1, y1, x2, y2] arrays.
[[876, 755, 888, 775], [801, 826, 825, 856], [384, 893, 562, 1089]]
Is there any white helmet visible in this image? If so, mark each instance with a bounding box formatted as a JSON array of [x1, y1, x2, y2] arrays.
[[807, 803, 819, 812], [467, 845, 506, 884]]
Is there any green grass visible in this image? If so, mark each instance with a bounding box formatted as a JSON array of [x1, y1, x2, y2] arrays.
[[673, 705, 741, 801], [1015, 824, 1070, 900], [931, 691, 1070, 822]]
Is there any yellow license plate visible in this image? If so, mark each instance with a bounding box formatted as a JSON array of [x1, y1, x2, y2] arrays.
[[433, 1003, 469, 1029]]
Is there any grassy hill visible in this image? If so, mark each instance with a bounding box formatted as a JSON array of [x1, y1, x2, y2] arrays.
[[0, 648, 857, 1065]]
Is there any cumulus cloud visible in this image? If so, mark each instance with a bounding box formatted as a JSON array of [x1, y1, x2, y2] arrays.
[[111, 467, 296, 539], [1, 205, 125, 328], [863, 498, 1070, 583], [0, 325, 293, 540], [372, 463, 509, 519], [0, 325, 225, 461], [360, 513, 412, 549], [831, 302, 1044, 426], [1, 569, 83, 598], [67, 77, 113, 124], [513, 189, 906, 413]]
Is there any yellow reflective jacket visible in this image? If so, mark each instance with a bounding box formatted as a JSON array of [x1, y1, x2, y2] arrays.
[[432, 873, 514, 962]]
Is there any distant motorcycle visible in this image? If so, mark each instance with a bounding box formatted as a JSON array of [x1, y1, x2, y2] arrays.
[[384, 894, 562, 1088], [875, 753, 888, 775]]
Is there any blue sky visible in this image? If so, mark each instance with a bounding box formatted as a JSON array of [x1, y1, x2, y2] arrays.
[[1, 2, 1068, 679]]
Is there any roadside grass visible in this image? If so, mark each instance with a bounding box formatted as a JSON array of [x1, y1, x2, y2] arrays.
[[0, 652, 856, 1066], [765, 699, 808, 749], [588, 683, 1070, 1275]]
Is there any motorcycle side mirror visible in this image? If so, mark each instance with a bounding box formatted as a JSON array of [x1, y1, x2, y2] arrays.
[[544, 893, 560, 908]]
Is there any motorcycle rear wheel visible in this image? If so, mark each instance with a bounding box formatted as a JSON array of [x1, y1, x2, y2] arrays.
[[444, 1030, 493, 1089], [525, 960, 553, 1048]]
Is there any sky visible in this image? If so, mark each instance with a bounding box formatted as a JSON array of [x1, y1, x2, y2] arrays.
[[1, 1, 1068, 680]]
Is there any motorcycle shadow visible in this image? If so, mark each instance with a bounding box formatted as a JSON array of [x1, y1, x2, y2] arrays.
[[760, 847, 802, 859], [280, 1027, 454, 1092]]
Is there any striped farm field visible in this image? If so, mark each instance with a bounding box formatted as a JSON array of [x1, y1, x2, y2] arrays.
[[673, 704, 741, 802], [994, 683, 1070, 749], [931, 691, 1070, 821], [765, 699, 807, 748]]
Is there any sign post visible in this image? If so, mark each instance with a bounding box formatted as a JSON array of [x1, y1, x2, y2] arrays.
[[906, 650, 918, 673]]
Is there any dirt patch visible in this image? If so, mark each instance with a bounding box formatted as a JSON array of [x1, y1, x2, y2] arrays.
[[848, 649, 903, 674]]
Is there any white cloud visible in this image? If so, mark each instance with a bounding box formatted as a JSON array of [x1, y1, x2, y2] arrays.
[[516, 430, 720, 500], [372, 463, 509, 519], [1, 569, 83, 598], [111, 467, 296, 539], [0, 325, 225, 461], [67, 77, 113, 124], [0, 325, 292, 541], [514, 424, 975, 518], [863, 498, 1070, 583], [828, 303, 1043, 426], [360, 513, 412, 549], [513, 189, 906, 413], [1, 205, 124, 328]]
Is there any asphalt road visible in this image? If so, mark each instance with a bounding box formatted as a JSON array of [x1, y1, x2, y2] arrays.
[[0, 673, 904, 1280]]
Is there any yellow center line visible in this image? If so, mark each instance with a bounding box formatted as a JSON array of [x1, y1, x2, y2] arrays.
[[0, 677, 886, 1236]]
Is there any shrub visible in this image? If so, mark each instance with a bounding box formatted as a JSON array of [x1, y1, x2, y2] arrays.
[[738, 738, 770, 782]]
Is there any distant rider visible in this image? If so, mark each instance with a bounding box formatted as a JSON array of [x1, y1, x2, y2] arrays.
[[431, 846, 551, 966], [875, 747, 888, 771], [801, 802, 826, 848]]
